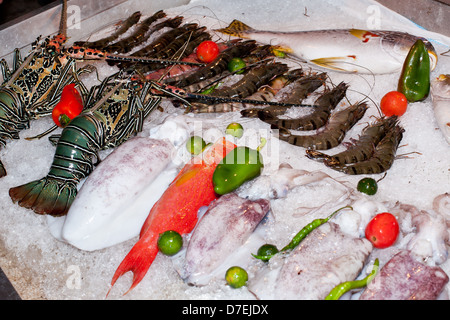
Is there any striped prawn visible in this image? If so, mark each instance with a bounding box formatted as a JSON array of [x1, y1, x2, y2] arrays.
[[188, 61, 289, 112], [320, 121, 405, 174], [305, 116, 400, 165], [274, 101, 368, 150], [257, 81, 348, 130], [192, 67, 305, 113], [239, 70, 322, 118]]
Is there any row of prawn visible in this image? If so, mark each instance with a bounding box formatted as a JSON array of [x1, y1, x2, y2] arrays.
[[61, 6, 407, 178], [146, 37, 405, 176]]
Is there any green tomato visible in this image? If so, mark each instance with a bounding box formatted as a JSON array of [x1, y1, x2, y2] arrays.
[[227, 57, 246, 74], [257, 244, 279, 262], [157, 230, 183, 256], [225, 266, 248, 288], [186, 136, 206, 155], [225, 122, 244, 138], [357, 177, 378, 195]]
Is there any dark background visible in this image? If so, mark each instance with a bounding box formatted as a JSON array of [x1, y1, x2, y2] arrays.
[[0, 0, 59, 27]]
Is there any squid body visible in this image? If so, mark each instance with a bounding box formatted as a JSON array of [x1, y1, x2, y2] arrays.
[[48, 137, 179, 251]]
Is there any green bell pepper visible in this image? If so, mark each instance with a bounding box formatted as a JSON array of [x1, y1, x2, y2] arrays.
[[398, 39, 430, 102], [213, 146, 263, 195]]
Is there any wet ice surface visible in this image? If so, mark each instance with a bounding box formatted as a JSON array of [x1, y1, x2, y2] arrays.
[[0, 0, 449, 299]]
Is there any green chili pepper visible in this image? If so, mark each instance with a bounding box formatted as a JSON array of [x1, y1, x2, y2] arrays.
[[252, 206, 352, 261], [398, 39, 430, 102], [324, 258, 379, 300], [212, 145, 263, 195]]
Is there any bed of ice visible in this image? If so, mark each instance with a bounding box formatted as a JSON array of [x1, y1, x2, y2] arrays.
[[0, 0, 449, 300]]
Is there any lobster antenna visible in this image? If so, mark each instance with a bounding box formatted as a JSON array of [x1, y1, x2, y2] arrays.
[[59, 0, 68, 38]]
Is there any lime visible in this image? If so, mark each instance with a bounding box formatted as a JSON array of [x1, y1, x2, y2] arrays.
[[157, 230, 183, 256], [225, 122, 244, 138], [357, 177, 378, 195], [225, 266, 248, 288], [227, 57, 246, 74], [257, 244, 279, 261], [186, 136, 206, 155]]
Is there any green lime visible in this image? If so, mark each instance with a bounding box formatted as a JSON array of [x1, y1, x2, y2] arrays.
[[225, 122, 244, 138], [157, 230, 183, 256], [186, 136, 206, 155], [257, 244, 279, 261], [357, 177, 378, 195], [227, 57, 246, 74], [225, 266, 248, 288]]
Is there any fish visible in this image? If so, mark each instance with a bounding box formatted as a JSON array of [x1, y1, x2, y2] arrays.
[[431, 74, 450, 144], [47, 137, 179, 252], [360, 250, 449, 300], [108, 137, 236, 295], [181, 193, 270, 286], [216, 20, 437, 74]]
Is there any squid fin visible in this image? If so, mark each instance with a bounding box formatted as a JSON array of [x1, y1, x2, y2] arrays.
[[215, 19, 254, 38], [9, 177, 77, 217], [108, 232, 159, 296]]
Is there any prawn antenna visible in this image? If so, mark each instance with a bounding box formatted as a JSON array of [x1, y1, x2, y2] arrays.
[[59, 0, 67, 38]]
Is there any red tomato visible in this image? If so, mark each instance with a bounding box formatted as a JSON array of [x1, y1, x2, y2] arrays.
[[380, 91, 408, 117], [365, 212, 399, 249], [196, 40, 219, 63], [52, 84, 83, 127]]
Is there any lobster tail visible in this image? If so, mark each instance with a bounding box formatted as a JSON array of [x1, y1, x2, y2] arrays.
[[9, 115, 100, 216], [108, 232, 159, 296], [9, 177, 77, 216]]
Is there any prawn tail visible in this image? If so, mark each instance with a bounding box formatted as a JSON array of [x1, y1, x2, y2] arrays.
[[305, 149, 334, 163], [215, 19, 254, 38], [271, 123, 291, 139], [9, 177, 77, 217], [108, 233, 159, 296], [256, 109, 277, 121]]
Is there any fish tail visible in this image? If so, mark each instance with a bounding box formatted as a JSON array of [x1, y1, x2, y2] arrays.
[[108, 233, 159, 296], [9, 177, 77, 216], [215, 19, 254, 38]]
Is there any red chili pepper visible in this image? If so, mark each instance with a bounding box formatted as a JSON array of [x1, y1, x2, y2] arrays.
[[52, 83, 84, 127]]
